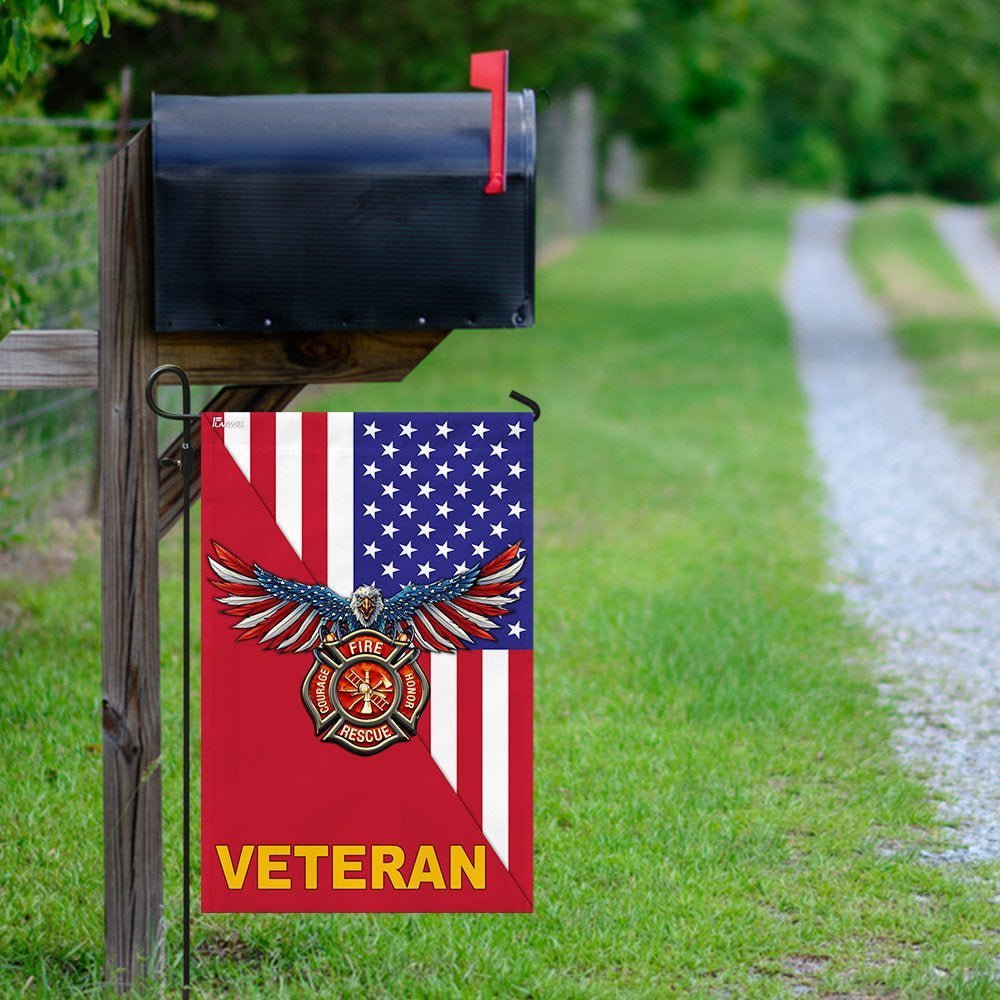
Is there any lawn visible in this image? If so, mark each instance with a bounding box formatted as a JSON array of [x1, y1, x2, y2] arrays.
[[1, 194, 998, 997], [849, 198, 1000, 464]]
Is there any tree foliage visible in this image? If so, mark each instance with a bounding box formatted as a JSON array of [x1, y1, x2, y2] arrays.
[[1, 0, 212, 85], [10, 0, 1000, 199], [1, 0, 111, 82], [47, 0, 634, 105]]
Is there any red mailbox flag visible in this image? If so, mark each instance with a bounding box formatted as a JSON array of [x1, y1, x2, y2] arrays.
[[470, 49, 509, 194], [200, 411, 533, 912]]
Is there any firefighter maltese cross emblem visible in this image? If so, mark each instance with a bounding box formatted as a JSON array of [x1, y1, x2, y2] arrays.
[[206, 538, 525, 755], [302, 629, 429, 754]]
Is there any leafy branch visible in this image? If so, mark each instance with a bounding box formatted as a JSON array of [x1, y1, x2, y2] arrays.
[[1, 0, 214, 83]]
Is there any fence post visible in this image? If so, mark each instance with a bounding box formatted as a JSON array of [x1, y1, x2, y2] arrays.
[[98, 127, 163, 990], [90, 65, 136, 520], [116, 67, 133, 152]]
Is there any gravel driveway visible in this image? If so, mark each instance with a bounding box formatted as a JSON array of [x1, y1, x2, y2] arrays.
[[782, 203, 1000, 861], [935, 205, 1000, 311]]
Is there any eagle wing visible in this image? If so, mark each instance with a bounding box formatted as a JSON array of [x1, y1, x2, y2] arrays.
[[384, 541, 525, 652], [206, 541, 351, 653]]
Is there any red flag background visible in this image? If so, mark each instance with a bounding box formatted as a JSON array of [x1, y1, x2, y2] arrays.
[[200, 411, 533, 912]]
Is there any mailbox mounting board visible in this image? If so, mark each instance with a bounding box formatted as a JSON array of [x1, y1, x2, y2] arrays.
[[152, 92, 536, 334]]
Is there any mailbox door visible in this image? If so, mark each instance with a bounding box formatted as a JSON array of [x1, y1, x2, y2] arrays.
[[152, 92, 535, 334]]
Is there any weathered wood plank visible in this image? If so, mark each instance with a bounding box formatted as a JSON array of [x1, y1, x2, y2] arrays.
[[158, 383, 303, 538], [0, 329, 98, 388], [99, 126, 163, 991], [157, 327, 449, 385], [0, 327, 449, 390]]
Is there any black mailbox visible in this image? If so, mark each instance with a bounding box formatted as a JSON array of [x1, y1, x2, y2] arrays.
[[151, 89, 536, 333]]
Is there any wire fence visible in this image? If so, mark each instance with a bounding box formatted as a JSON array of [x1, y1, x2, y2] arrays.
[[0, 112, 123, 543]]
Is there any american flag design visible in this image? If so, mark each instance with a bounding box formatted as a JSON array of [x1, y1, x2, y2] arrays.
[[200, 411, 533, 912]]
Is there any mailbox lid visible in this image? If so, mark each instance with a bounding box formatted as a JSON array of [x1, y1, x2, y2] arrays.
[[152, 91, 535, 333]]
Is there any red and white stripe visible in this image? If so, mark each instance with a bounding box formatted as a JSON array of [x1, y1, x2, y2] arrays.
[[213, 411, 531, 887], [420, 649, 532, 881]]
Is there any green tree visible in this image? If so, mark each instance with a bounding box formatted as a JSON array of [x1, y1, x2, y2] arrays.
[[1, 0, 113, 82], [1, 0, 213, 86], [886, 0, 1000, 200], [49, 0, 634, 112], [682, 0, 1000, 199], [603, 0, 758, 183]]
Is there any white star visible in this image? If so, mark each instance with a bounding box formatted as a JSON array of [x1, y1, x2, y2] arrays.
[[381, 441, 399, 458], [454, 481, 471, 498], [508, 622, 525, 638], [511, 585, 525, 597], [417, 521, 434, 538], [363, 501, 380, 518], [418, 441, 435, 458], [363, 461, 380, 478], [508, 461, 525, 479], [399, 461, 416, 479], [417, 481, 435, 498], [472, 541, 488, 558], [399, 421, 416, 438], [399, 541, 416, 558], [363, 541, 380, 558], [381, 522, 399, 538], [436, 541, 453, 558], [453, 561, 470, 574], [490, 481, 508, 498], [417, 561, 433, 579], [435, 421, 452, 438], [435, 461, 452, 478], [381, 481, 398, 498], [471, 501, 489, 518], [363, 421, 380, 438], [436, 501, 453, 518], [381, 561, 398, 579], [454, 441, 471, 458], [453, 521, 471, 538], [399, 501, 416, 518], [490, 521, 507, 538], [508, 422, 524, 438], [490, 441, 508, 458], [472, 461, 488, 478], [508, 501, 525, 518], [471, 421, 488, 438]]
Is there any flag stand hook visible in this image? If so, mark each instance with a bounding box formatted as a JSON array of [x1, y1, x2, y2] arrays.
[[509, 390, 541, 423], [145, 364, 198, 999]]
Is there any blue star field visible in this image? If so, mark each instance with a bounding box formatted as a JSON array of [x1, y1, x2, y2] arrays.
[[352, 412, 533, 650]]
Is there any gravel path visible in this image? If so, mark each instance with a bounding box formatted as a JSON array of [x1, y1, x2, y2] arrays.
[[782, 203, 1000, 862], [935, 205, 1000, 311]]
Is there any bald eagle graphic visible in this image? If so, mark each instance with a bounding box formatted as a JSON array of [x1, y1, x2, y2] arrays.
[[206, 540, 525, 653]]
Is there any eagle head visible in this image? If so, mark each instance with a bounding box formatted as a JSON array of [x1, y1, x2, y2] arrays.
[[350, 584, 384, 627]]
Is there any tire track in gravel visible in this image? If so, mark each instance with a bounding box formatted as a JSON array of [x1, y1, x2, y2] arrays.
[[782, 202, 1000, 862], [935, 204, 1000, 312]]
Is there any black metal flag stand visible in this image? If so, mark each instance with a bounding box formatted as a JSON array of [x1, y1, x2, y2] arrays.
[[145, 365, 198, 999], [143, 373, 538, 998]]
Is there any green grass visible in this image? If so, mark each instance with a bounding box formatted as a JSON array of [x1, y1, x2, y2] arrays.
[[2, 194, 998, 996], [850, 197, 1000, 463]]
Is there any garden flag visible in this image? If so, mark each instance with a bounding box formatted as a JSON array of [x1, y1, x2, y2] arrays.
[[200, 411, 533, 912]]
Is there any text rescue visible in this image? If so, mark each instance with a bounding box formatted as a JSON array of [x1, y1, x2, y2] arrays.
[[215, 843, 487, 891]]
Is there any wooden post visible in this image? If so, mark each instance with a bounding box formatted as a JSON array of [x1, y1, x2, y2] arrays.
[[0, 121, 452, 993], [99, 128, 163, 990], [116, 66, 134, 152], [90, 65, 135, 520]]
